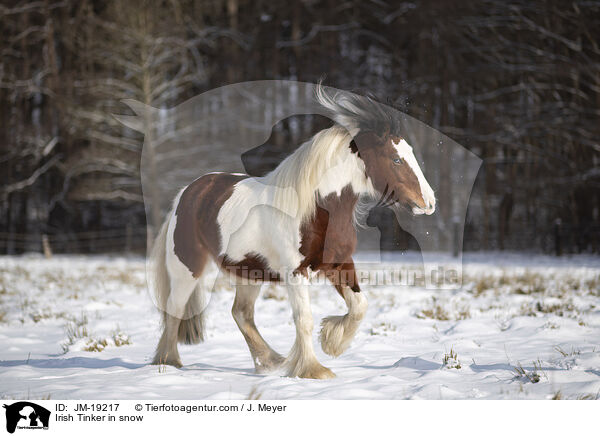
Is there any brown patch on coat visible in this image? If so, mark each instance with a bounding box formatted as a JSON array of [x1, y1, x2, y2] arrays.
[[296, 185, 361, 295], [352, 131, 426, 210], [174, 173, 280, 281], [174, 173, 245, 277], [221, 253, 281, 282]]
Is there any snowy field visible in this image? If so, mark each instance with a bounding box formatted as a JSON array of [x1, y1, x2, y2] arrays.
[[0, 252, 599, 400]]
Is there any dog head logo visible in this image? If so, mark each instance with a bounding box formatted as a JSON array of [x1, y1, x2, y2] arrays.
[[3, 402, 50, 434]]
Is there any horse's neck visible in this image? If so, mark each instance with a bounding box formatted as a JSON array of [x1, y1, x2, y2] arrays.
[[308, 139, 367, 227], [256, 126, 370, 223]]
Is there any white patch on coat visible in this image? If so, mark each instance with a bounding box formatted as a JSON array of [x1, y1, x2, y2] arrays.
[[217, 178, 299, 260]]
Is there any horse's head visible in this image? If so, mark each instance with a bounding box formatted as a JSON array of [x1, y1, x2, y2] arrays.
[[351, 130, 436, 215]]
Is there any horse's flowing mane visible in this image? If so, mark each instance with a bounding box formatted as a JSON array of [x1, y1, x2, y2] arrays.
[[315, 84, 402, 137], [261, 124, 353, 223]]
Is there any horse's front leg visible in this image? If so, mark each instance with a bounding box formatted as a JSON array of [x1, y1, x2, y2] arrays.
[[320, 261, 368, 357], [232, 283, 285, 374], [285, 279, 335, 379]]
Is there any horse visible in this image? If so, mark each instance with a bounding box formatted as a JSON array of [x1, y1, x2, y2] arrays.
[[149, 85, 436, 379]]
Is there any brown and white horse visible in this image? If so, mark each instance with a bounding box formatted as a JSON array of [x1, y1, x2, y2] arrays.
[[149, 86, 436, 379]]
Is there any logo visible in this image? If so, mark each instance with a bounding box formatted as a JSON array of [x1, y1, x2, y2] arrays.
[[2, 402, 50, 434]]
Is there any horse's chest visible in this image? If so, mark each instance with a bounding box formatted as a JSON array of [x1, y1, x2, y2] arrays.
[[296, 187, 358, 274]]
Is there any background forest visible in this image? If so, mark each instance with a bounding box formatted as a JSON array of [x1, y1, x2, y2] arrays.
[[1, 0, 599, 255]]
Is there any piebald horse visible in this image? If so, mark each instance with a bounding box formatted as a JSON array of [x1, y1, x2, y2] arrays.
[[150, 86, 436, 379]]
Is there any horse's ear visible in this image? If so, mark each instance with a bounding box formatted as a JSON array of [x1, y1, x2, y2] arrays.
[[382, 124, 391, 139]]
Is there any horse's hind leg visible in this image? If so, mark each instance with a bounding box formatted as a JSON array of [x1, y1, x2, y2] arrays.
[[285, 280, 335, 379], [152, 262, 201, 368], [153, 313, 187, 368], [232, 283, 284, 373], [320, 269, 367, 357]]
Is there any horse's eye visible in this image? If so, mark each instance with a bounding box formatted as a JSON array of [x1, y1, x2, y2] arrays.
[[393, 157, 403, 165]]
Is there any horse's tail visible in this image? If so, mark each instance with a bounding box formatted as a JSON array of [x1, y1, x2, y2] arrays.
[[177, 284, 206, 344], [150, 209, 206, 345]]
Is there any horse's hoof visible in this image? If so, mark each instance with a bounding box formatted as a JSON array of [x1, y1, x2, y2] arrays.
[[151, 356, 183, 368], [320, 315, 351, 357], [288, 362, 336, 379], [308, 365, 336, 380], [255, 353, 285, 374], [300, 365, 336, 379]]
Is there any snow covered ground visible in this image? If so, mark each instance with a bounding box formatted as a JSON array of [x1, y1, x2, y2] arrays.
[[0, 252, 599, 400]]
